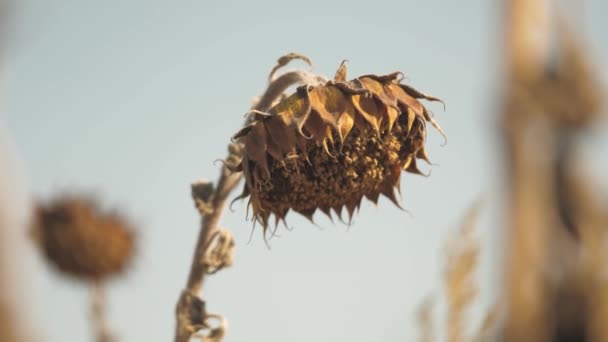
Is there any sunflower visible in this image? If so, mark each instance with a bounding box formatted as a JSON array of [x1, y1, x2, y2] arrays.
[[232, 58, 445, 232], [33, 195, 135, 280]]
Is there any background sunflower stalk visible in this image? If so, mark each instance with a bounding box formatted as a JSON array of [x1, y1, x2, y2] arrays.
[[416, 1, 607, 340], [501, 0, 607, 340]]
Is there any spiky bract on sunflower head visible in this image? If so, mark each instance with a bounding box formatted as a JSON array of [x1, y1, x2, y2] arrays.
[[33, 195, 136, 280], [232, 59, 445, 232]]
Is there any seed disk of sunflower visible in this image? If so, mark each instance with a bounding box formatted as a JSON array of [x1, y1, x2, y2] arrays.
[[33, 196, 135, 280], [232, 61, 445, 232]]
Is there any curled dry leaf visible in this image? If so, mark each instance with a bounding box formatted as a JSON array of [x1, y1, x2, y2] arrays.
[[202, 229, 235, 274], [192, 180, 215, 215], [231, 58, 446, 233], [176, 290, 209, 337], [268, 52, 314, 82], [194, 314, 227, 342]]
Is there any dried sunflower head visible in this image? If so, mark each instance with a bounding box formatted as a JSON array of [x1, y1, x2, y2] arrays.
[[33, 195, 136, 280], [232, 58, 445, 232]]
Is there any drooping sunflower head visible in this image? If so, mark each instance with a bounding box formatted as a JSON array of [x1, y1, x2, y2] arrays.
[[232, 57, 445, 232], [33, 195, 136, 280]]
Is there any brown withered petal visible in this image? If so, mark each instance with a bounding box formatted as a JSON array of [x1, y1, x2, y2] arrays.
[[232, 60, 445, 233], [33, 196, 136, 280]]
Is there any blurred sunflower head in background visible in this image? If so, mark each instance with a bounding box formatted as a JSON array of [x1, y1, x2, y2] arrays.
[[33, 195, 136, 281]]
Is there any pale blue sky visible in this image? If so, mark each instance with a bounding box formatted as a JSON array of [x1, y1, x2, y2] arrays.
[[3, 1, 608, 341]]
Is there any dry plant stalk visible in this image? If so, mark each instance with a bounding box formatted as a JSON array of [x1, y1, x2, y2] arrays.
[[416, 297, 435, 342], [500, 86, 555, 342], [0, 6, 31, 341], [443, 200, 481, 342], [500, 1, 555, 339], [0, 191, 28, 342], [176, 53, 445, 341], [416, 200, 502, 342], [472, 301, 502, 342], [552, 163, 608, 341], [0, 120, 48, 342], [174, 168, 240, 342], [91, 280, 115, 342], [500, 0, 606, 340]]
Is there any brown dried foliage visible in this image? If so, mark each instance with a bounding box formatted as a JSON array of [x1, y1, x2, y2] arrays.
[[417, 297, 435, 342], [33, 196, 135, 280], [232, 62, 446, 231], [416, 200, 502, 342], [443, 200, 482, 342]]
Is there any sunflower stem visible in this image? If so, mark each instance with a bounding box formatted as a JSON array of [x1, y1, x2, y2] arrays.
[[90, 279, 114, 342], [501, 0, 606, 340], [174, 54, 305, 342], [174, 160, 241, 342], [500, 0, 556, 339]]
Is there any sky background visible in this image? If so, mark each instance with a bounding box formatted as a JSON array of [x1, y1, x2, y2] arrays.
[[2, 1, 608, 341]]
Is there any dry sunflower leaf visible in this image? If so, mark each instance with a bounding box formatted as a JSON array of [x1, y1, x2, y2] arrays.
[[268, 52, 314, 82]]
